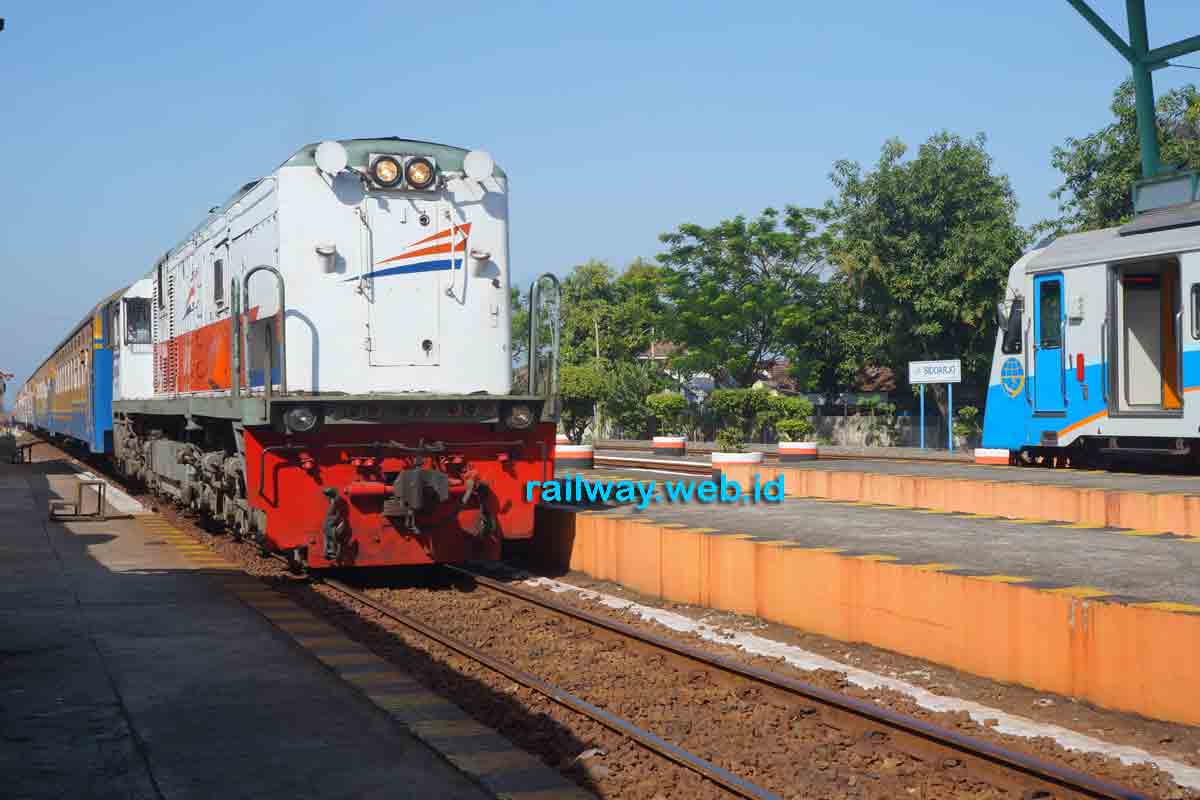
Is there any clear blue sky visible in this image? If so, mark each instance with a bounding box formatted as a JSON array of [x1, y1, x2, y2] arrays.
[[1, 1, 1197, 397]]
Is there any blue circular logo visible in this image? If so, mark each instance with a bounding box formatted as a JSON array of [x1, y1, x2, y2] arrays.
[[1000, 357, 1024, 398]]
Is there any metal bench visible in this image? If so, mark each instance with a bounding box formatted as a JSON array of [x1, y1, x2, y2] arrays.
[[50, 479, 108, 521]]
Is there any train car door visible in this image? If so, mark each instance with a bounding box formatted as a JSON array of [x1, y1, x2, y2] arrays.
[[1115, 260, 1181, 412], [1033, 273, 1066, 413]]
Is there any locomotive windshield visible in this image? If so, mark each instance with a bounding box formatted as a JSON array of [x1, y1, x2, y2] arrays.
[[124, 298, 151, 345]]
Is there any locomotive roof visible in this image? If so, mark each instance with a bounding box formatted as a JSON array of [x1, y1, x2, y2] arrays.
[[162, 138, 504, 268], [284, 137, 507, 179], [1027, 204, 1200, 272]]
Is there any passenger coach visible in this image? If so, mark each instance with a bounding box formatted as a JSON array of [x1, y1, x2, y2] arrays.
[[983, 169, 1200, 465]]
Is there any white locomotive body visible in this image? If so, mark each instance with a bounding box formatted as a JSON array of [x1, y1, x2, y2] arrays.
[[66, 137, 560, 569]]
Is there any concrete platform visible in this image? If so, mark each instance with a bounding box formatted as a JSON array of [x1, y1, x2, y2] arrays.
[[594, 448, 1200, 537], [536, 464, 1200, 727], [0, 459, 584, 800]]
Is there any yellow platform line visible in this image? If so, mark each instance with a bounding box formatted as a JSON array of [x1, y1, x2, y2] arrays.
[[1133, 601, 1200, 614], [1046, 586, 1111, 599], [856, 554, 899, 562], [1116, 529, 1169, 537], [997, 518, 1047, 525], [910, 563, 960, 572], [974, 575, 1032, 583], [1057, 522, 1106, 529]]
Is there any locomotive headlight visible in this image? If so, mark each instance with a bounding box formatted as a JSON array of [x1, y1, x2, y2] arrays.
[[505, 404, 534, 429], [405, 157, 436, 190], [371, 156, 402, 188], [284, 406, 319, 433]]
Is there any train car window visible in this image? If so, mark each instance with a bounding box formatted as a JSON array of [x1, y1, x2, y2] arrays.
[[124, 298, 152, 345], [1038, 281, 1062, 348], [214, 259, 224, 304], [1193, 284, 1200, 340], [1001, 297, 1023, 354]]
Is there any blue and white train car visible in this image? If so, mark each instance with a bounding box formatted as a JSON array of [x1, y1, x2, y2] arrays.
[[983, 171, 1200, 465], [12, 289, 127, 454]]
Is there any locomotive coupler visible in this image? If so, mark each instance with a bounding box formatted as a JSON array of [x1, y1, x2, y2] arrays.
[[382, 468, 450, 535], [321, 487, 348, 561]]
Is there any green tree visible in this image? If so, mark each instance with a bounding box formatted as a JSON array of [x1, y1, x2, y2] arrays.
[[556, 258, 667, 368], [785, 277, 859, 398], [603, 361, 671, 438], [657, 208, 823, 387], [814, 132, 1027, 416], [1043, 80, 1200, 234]]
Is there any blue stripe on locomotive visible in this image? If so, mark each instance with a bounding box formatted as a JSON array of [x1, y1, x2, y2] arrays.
[[983, 349, 1200, 450]]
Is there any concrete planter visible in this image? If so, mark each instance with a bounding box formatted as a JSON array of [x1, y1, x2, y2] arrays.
[[651, 436, 687, 457], [778, 441, 818, 462], [555, 444, 594, 470], [974, 447, 1009, 466], [710, 451, 763, 482]]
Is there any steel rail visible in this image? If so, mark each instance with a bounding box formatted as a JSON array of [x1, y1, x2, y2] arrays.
[[319, 576, 780, 800], [448, 566, 1149, 800]]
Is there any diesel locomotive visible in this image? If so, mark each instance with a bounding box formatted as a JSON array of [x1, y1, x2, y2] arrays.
[[13, 138, 560, 568]]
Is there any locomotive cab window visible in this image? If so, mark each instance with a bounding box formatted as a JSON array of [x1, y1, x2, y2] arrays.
[[214, 259, 224, 304], [124, 298, 152, 345], [1001, 297, 1023, 354]]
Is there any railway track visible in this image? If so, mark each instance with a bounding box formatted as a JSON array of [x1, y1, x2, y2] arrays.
[[414, 566, 1147, 800]]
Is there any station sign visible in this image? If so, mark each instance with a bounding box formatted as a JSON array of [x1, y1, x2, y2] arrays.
[[908, 359, 961, 385]]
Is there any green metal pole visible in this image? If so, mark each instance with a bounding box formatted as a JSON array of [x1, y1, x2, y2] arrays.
[[1125, 0, 1161, 177]]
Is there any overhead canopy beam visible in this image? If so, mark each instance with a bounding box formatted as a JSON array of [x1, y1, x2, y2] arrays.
[[1065, 0, 1133, 61], [1065, 0, 1200, 178], [1146, 34, 1200, 66]]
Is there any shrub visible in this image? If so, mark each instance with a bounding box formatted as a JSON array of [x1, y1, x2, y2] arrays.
[[953, 405, 982, 439], [645, 391, 689, 436], [706, 388, 774, 438], [776, 417, 814, 442], [715, 427, 746, 453], [559, 364, 608, 444]]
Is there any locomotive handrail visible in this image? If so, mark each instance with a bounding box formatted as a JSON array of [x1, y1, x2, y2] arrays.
[[528, 272, 561, 416], [1060, 309, 1067, 407], [242, 265, 288, 401], [1175, 308, 1183, 407], [230, 278, 242, 405], [1100, 318, 1109, 403], [1023, 317, 1032, 406]]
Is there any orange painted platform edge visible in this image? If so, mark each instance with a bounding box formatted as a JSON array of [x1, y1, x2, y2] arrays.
[[532, 506, 1200, 727]]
